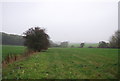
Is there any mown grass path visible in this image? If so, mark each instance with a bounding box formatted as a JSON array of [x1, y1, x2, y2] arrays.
[[3, 48, 118, 79]]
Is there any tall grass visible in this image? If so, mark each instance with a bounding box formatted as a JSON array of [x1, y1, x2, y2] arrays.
[[2, 45, 26, 61]]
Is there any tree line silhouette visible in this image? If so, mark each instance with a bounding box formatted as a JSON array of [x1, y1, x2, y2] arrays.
[[1, 27, 120, 50]]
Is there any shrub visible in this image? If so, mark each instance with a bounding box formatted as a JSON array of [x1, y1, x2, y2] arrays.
[[23, 27, 50, 52]]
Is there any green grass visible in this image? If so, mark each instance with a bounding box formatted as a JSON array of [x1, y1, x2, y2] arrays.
[[2, 45, 26, 60], [69, 43, 99, 48], [3, 48, 118, 79], [84, 43, 99, 48]]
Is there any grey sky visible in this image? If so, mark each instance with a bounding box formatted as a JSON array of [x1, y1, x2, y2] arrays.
[[0, 0, 118, 43]]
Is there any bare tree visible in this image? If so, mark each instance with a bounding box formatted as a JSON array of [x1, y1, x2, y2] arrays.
[[109, 30, 120, 48], [80, 43, 85, 48], [98, 41, 109, 48]]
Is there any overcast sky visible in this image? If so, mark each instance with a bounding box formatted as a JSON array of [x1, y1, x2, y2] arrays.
[[0, 0, 119, 43]]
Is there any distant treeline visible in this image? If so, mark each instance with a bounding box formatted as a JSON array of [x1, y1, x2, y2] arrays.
[[0, 32, 24, 46], [0, 32, 58, 46], [1, 30, 119, 48]]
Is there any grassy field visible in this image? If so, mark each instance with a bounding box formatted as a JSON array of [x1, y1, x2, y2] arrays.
[[3, 48, 118, 79], [2, 43, 98, 60], [69, 43, 99, 48], [2, 45, 26, 60]]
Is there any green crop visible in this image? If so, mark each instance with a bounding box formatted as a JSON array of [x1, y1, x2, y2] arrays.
[[2, 45, 26, 60], [2, 47, 118, 79]]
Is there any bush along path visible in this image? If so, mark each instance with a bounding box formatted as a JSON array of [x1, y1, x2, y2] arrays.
[[2, 49, 36, 67]]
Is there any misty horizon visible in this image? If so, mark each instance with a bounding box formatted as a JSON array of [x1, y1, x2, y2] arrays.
[[0, 31, 111, 44], [0, 1, 118, 43]]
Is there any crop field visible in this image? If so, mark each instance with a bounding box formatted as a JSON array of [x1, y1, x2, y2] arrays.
[[2, 47, 118, 79], [2, 45, 26, 60]]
